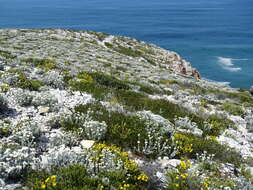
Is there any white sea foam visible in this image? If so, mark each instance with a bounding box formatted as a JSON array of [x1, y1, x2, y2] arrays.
[[217, 56, 242, 72], [218, 57, 234, 66], [223, 67, 241, 72]]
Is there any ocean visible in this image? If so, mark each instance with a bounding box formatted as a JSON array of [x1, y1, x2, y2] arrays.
[[0, 0, 252, 88]]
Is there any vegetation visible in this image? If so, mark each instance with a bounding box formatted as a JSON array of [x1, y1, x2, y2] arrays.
[[221, 102, 244, 116], [21, 58, 57, 71], [173, 133, 242, 166], [0, 95, 8, 113], [0, 49, 16, 59], [24, 144, 148, 190]]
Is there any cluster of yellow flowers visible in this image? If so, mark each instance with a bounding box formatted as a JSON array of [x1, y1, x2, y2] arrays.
[[137, 173, 149, 182], [201, 178, 209, 190], [174, 133, 193, 155], [172, 160, 192, 189], [179, 160, 191, 170], [119, 183, 130, 190], [38, 175, 57, 190]]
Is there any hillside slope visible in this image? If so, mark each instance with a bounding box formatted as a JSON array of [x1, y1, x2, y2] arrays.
[[0, 29, 253, 190]]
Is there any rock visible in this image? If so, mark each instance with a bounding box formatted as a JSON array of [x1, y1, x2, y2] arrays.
[[156, 158, 181, 169], [80, 140, 95, 149], [191, 69, 201, 79], [250, 86, 253, 95], [38, 106, 50, 115]]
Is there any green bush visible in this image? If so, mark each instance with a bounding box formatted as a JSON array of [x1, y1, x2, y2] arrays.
[[7, 70, 44, 91], [24, 145, 148, 190], [0, 49, 16, 59], [0, 95, 8, 113], [115, 45, 143, 57], [173, 133, 242, 166], [74, 102, 149, 149], [17, 72, 44, 91], [21, 58, 57, 71]]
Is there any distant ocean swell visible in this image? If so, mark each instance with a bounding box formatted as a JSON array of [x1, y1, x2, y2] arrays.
[[217, 57, 249, 72]]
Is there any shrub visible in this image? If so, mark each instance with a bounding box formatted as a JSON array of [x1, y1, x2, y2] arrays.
[[0, 95, 8, 113], [0, 49, 16, 59], [21, 58, 57, 71], [199, 116, 234, 137], [9, 70, 44, 91], [221, 102, 244, 116], [16, 90, 34, 106], [61, 112, 107, 141], [114, 45, 143, 57], [24, 144, 148, 190], [173, 133, 242, 166], [74, 102, 171, 155], [166, 159, 203, 190], [88, 72, 130, 90]]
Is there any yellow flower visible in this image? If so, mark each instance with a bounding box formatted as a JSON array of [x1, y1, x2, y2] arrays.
[[175, 184, 179, 188], [40, 183, 46, 189], [52, 182, 57, 187], [45, 177, 50, 184], [137, 173, 149, 182]]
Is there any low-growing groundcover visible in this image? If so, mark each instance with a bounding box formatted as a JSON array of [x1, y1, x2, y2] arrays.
[[24, 144, 149, 190]]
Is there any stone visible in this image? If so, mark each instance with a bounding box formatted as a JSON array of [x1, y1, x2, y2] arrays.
[[38, 106, 49, 115], [80, 140, 95, 149], [192, 69, 201, 79], [250, 86, 253, 95]]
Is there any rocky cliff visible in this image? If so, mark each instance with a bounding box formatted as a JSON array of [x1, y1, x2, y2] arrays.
[[0, 29, 253, 190]]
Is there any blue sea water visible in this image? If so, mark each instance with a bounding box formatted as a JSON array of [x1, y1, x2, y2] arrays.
[[0, 0, 252, 88]]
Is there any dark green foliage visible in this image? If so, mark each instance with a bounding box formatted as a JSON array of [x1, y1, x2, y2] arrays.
[[74, 102, 149, 149], [0, 127, 11, 137], [198, 116, 234, 137], [69, 80, 110, 99], [104, 42, 113, 48], [0, 49, 16, 59], [25, 163, 147, 190], [89, 31, 109, 41], [138, 84, 161, 95], [0, 95, 8, 113], [88, 72, 130, 90], [69, 72, 130, 99], [221, 102, 244, 116], [115, 46, 143, 57], [16, 72, 44, 91], [175, 133, 242, 166], [21, 58, 57, 71], [7, 69, 44, 91]]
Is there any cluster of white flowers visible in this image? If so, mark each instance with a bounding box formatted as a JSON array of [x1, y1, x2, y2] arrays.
[[135, 128, 176, 158]]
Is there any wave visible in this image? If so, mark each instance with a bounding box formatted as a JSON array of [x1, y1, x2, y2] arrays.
[[217, 57, 242, 72], [223, 67, 241, 72]]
